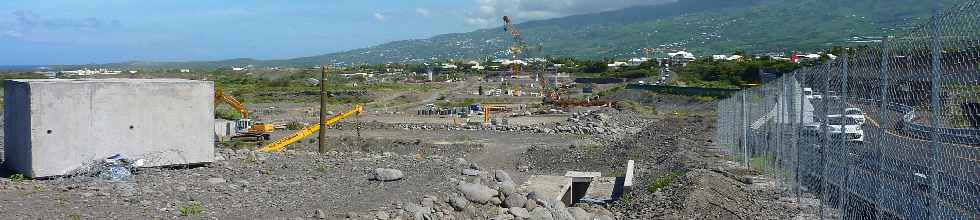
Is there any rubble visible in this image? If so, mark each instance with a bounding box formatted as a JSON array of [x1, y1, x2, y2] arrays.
[[335, 108, 652, 137], [0, 103, 802, 219]]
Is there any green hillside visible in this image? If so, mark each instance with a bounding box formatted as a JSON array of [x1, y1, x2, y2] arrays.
[[99, 0, 962, 68]]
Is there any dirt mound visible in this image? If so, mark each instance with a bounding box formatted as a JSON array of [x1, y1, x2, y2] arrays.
[[273, 136, 484, 159], [679, 169, 800, 219], [607, 89, 716, 115]]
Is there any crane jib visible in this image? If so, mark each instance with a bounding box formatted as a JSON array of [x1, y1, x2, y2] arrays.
[[258, 105, 362, 153]]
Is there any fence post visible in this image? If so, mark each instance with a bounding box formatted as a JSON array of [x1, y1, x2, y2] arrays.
[[927, 0, 943, 219], [839, 50, 852, 220], [765, 86, 772, 175], [782, 75, 791, 192], [775, 77, 783, 190], [875, 36, 891, 220], [820, 61, 832, 220], [782, 75, 790, 192], [742, 92, 750, 167], [782, 76, 789, 191], [796, 71, 803, 205], [739, 93, 744, 165]]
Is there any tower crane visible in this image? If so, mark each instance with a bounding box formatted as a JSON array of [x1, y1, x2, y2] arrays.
[[502, 16, 527, 76]]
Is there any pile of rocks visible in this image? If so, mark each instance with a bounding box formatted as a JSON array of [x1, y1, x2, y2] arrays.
[[333, 109, 652, 137], [358, 161, 615, 220], [550, 110, 648, 136]]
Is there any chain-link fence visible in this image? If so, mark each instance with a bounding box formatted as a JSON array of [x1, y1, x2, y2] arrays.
[[715, 1, 980, 219]]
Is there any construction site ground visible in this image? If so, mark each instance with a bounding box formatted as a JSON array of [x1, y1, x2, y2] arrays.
[[0, 84, 815, 219]]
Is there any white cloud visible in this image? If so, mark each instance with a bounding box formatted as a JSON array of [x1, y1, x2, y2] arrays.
[[8, 10, 123, 32], [373, 12, 387, 22], [416, 8, 432, 17], [2, 30, 24, 38], [465, 0, 678, 26]]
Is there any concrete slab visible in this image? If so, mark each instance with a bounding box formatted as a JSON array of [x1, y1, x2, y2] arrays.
[[565, 171, 601, 182], [525, 172, 619, 205], [624, 160, 635, 187], [3, 79, 215, 177], [522, 175, 570, 201], [583, 177, 618, 202]]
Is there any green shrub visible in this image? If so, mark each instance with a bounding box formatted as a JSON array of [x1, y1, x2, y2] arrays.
[[215, 108, 243, 120], [285, 122, 305, 130], [646, 171, 686, 193], [9, 174, 25, 183], [179, 201, 203, 216]]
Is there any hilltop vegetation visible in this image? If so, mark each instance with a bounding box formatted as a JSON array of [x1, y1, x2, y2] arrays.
[[260, 0, 955, 66], [675, 57, 798, 88], [33, 0, 965, 70]]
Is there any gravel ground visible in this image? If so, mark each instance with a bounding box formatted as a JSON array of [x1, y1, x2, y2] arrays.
[[0, 99, 813, 219], [0, 148, 477, 219], [521, 115, 813, 219]]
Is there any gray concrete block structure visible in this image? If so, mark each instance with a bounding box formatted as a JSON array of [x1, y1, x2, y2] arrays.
[[3, 79, 214, 177]]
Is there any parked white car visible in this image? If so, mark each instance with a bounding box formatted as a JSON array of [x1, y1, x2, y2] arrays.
[[826, 115, 864, 143], [803, 88, 823, 100], [844, 108, 866, 125]]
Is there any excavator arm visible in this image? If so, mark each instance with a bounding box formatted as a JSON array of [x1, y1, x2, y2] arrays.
[[215, 88, 249, 119], [258, 105, 363, 152]]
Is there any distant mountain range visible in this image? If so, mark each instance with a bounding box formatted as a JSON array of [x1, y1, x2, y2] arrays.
[[6, 0, 958, 70]]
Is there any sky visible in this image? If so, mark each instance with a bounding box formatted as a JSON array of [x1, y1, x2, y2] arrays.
[[0, 0, 675, 65]]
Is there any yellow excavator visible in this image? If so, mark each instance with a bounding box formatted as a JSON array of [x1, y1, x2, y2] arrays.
[[258, 105, 363, 152], [215, 88, 275, 140]]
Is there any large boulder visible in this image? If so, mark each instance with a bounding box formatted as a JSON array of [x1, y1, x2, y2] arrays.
[[372, 168, 404, 181], [567, 207, 594, 220], [509, 207, 531, 219], [457, 183, 497, 204], [503, 193, 527, 208], [529, 207, 553, 220], [498, 181, 517, 196], [524, 199, 539, 210], [420, 195, 437, 208], [541, 199, 573, 220], [493, 214, 516, 220], [494, 170, 513, 182], [449, 194, 469, 211]]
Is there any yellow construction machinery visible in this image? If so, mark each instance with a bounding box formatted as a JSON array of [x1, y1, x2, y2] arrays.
[[215, 88, 275, 140], [258, 105, 363, 152], [481, 104, 513, 126]]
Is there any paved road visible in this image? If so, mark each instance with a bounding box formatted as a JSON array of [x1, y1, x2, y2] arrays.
[[779, 79, 980, 219]]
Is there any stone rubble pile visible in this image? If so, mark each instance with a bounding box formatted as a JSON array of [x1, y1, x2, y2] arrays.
[[337, 109, 650, 137], [342, 161, 615, 220]]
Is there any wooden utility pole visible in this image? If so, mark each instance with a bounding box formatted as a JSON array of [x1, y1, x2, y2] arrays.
[[318, 66, 329, 153]]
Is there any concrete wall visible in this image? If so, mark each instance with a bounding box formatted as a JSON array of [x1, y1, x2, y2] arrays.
[[3, 79, 214, 177]]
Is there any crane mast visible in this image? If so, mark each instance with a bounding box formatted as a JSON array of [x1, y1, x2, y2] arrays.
[[502, 16, 527, 76]]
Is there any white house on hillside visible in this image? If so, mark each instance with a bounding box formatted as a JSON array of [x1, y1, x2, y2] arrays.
[[608, 61, 629, 68], [628, 58, 651, 66], [668, 51, 696, 60]]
